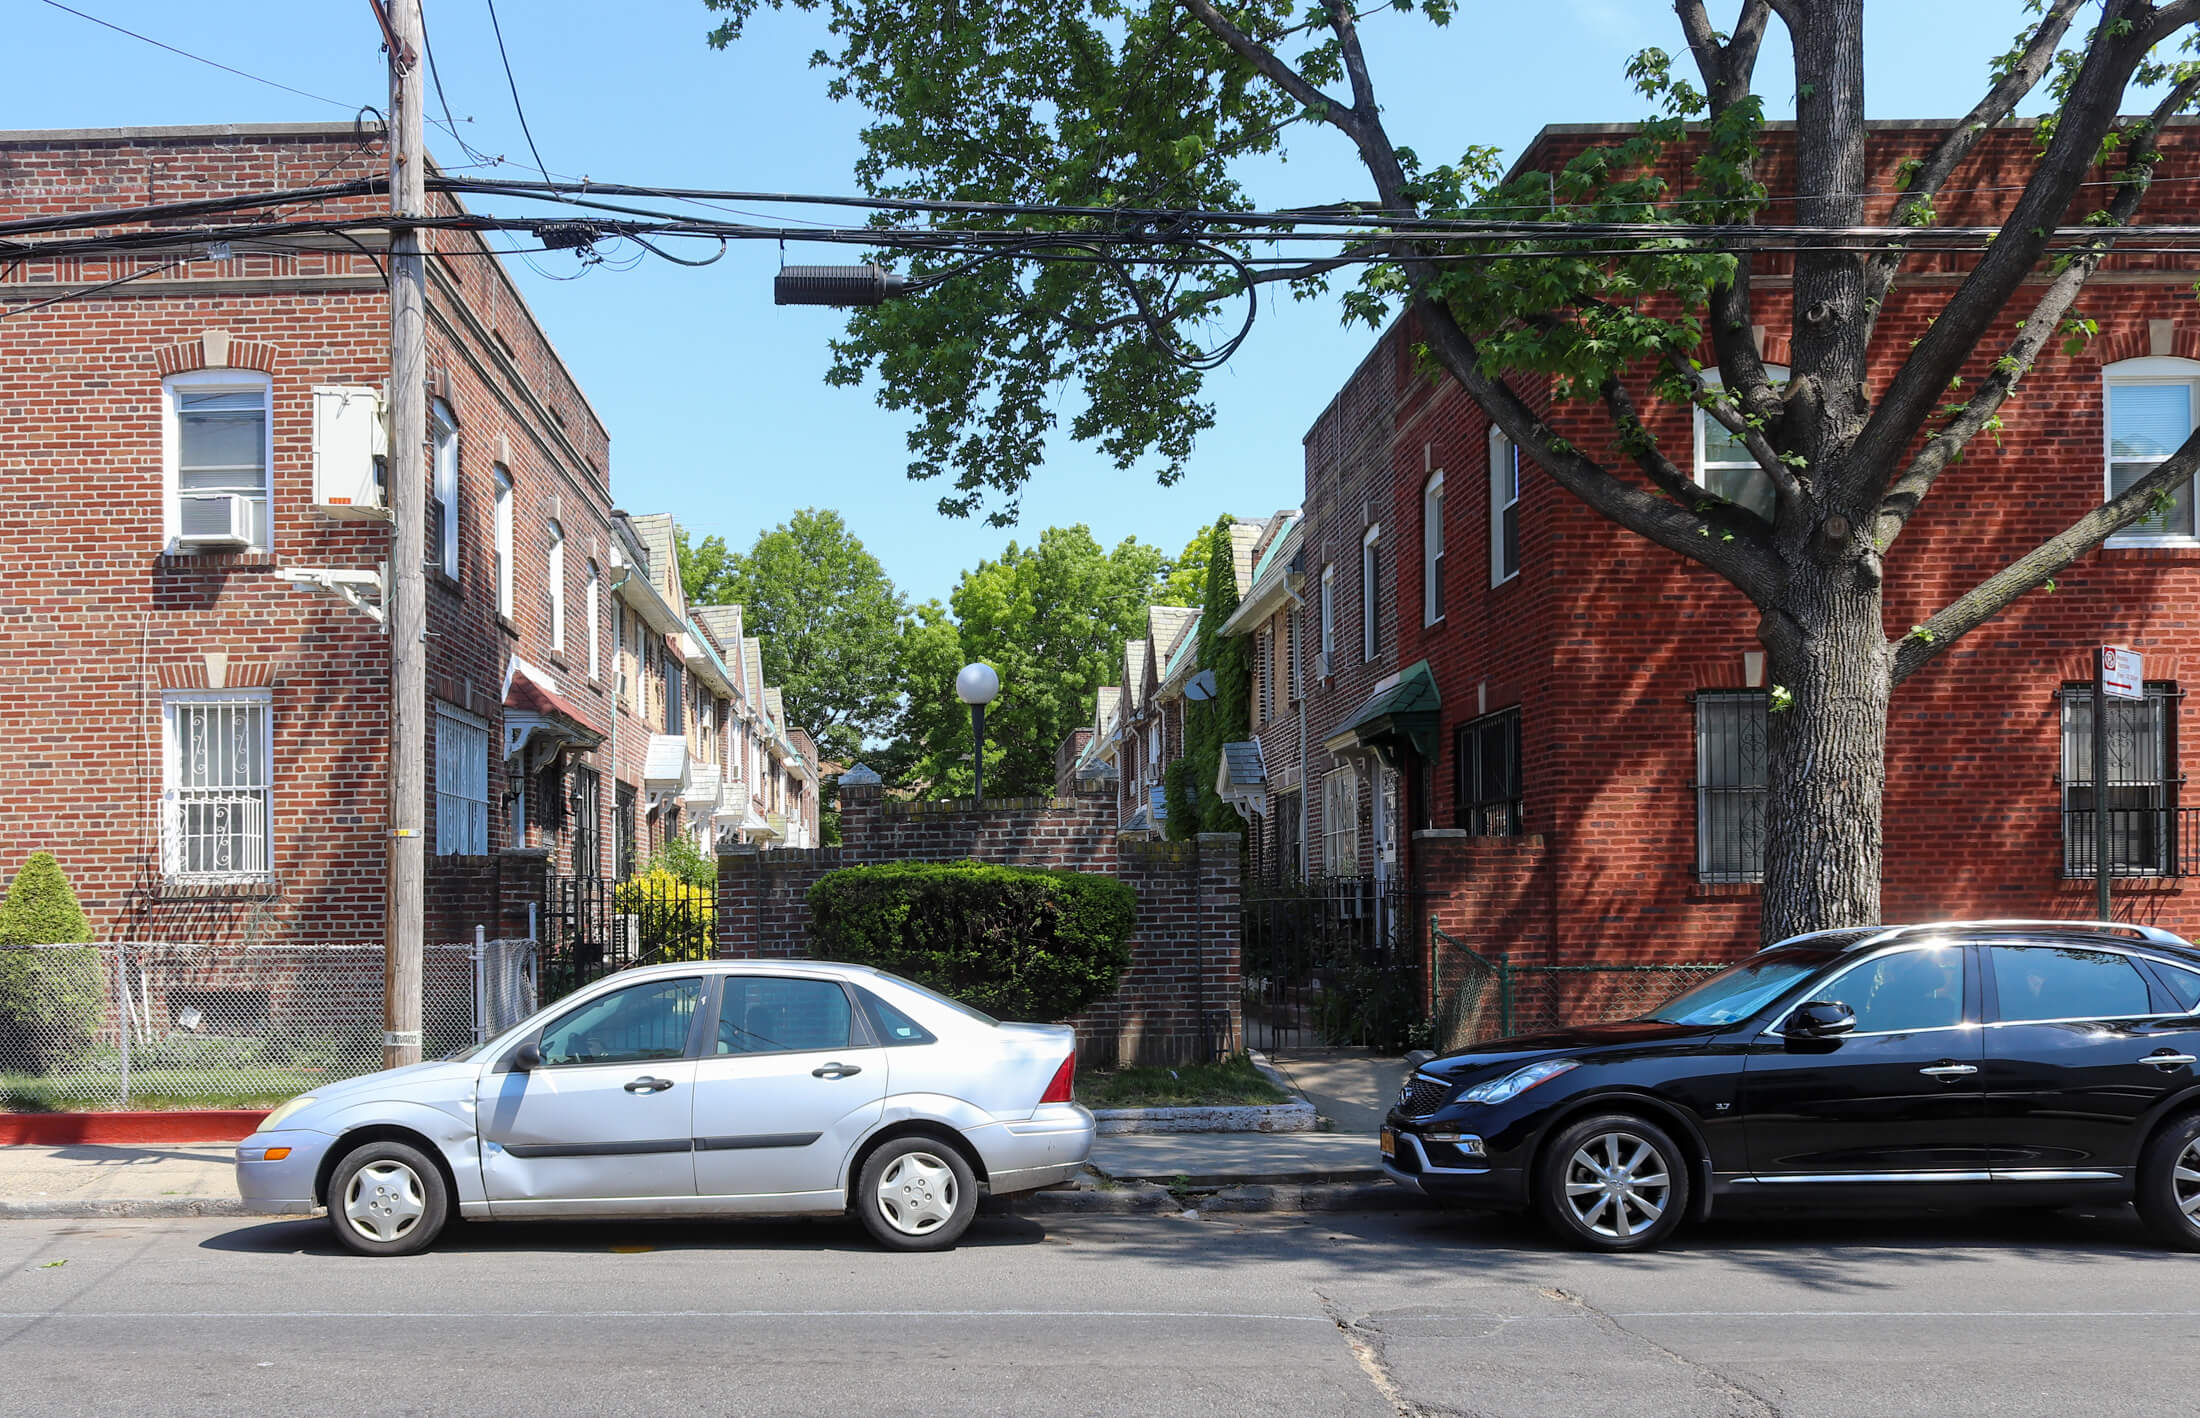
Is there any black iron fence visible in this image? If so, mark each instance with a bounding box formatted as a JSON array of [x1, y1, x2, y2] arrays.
[[537, 873, 715, 1002], [1426, 923, 1728, 1053], [1241, 875, 1425, 1053], [2059, 805, 2200, 879]]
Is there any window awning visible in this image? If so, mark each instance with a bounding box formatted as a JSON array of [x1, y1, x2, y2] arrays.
[[1322, 659, 1440, 766], [502, 676, 604, 763], [1216, 740, 1269, 819]]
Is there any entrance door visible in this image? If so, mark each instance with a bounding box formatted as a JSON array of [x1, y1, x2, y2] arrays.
[[477, 975, 705, 1212], [1742, 944, 1989, 1179], [690, 974, 886, 1205]]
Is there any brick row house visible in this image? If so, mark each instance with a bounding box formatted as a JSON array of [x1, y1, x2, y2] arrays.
[[0, 123, 814, 947], [1199, 117, 2200, 967]]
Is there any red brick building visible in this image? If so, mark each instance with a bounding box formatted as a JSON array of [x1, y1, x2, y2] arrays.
[[1224, 118, 2200, 965]]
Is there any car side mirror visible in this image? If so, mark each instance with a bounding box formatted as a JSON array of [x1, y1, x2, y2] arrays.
[[1782, 1000, 1856, 1039], [511, 1040, 543, 1073]]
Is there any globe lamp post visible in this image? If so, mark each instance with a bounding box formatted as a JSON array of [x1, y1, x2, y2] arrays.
[[955, 663, 1001, 807]]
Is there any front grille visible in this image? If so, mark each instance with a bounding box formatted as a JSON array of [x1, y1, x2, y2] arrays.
[[1398, 1074, 1453, 1117]]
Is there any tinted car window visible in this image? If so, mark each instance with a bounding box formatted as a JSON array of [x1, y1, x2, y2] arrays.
[[1819, 948, 1964, 1034], [1649, 955, 1829, 1025], [1989, 946, 2153, 1023], [858, 988, 938, 1047], [539, 977, 701, 1066], [717, 977, 852, 1054], [2151, 961, 2200, 1011]]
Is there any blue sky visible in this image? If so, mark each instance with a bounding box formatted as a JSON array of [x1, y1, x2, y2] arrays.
[[13, 1, 2055, 606]]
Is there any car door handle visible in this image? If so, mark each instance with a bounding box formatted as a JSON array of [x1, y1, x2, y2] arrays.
[[812, 1063, 862, 1079], [623, 1076, 675, 1094], [1919, 1063, 1978, 1077], [2143, 1052, 2198, 1069]]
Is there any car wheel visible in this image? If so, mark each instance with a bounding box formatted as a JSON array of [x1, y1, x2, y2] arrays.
[[1535, 1113, 1690, 1253], [2135, 1111, 2200, 1252], [327, 1139, 450, 1258], [856, 1136, 978, 1252]]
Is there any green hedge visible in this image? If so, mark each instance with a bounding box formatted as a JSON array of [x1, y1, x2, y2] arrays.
[[806, 860, 1136, 1021], [0, 853, 103, 1071]]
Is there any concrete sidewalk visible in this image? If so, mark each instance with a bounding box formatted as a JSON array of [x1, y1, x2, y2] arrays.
[[0, 1141, 249, 1218]]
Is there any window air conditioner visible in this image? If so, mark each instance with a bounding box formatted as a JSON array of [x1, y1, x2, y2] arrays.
[[1315, 649, 1333, 681], [176, 492, 253, 550]]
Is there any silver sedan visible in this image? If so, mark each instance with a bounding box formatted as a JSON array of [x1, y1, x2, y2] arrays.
[[235, 959, 1094, 1255]]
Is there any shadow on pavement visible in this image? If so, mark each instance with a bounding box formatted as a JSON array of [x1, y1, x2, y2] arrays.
[[199, 1210, 1053, 1257]]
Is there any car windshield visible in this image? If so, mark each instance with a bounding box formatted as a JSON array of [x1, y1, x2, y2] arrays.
[[1647, 951, 1837, 1025]]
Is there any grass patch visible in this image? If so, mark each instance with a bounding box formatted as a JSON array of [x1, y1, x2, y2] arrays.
[[2, 1067, 331, 1113], [1077, 1053, 1293, 1109]]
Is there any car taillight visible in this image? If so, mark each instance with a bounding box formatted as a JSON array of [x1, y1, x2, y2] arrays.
[[1039, 1052, 1075, 1106]]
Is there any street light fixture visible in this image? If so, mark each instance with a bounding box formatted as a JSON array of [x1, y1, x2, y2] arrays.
[[956, 662, 1001, 807]]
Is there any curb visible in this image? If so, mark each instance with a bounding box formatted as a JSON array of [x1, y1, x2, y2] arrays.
[[0, 1198, 262, 1219], [0, 1111, 269, 1146]]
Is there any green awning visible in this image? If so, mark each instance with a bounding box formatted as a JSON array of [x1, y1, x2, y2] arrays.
[[1323, 659, 1441, 765]]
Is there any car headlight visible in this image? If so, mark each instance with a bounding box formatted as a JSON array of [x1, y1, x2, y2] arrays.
[[257, 1095, 319, 1132], [1458, 1059, 1578, 1105]]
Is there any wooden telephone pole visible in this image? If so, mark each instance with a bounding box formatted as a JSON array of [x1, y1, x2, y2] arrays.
[[376, 0, 427, 1068]]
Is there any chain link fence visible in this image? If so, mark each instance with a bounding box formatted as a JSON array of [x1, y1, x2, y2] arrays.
[[1428, 924, 1728, 1054], [0, 936, 538, 1110]]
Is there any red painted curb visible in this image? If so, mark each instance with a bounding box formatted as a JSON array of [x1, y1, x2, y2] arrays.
[[0, 1110, 269, 1145]]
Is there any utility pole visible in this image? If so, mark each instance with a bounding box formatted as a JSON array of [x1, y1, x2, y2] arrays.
[[377, 0, 427, 1069]]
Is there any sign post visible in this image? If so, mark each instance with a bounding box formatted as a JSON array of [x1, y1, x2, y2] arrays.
[[2096, 645, 2145, 922]]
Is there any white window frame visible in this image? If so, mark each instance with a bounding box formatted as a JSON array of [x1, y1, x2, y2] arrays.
[[434, 702, 491, 856], [430, 399, 460, 578], [1422, 470, 1446, 625], [493, 466, 515, 619], [160, 689, 273, 880], [163, 370, 273, 553], [1319, 565, 1336, 666], [1361, 523, 1381, 663], [1489, 426, 1519, 587], [1322, 767, 1358, 877], [2104, 356, 2200, 547], [587, 562, 603, 679], [1692, 366, 1787, 525], [547, 519, 567, 651]]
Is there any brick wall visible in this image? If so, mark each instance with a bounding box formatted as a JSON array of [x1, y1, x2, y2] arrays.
[[716, 780, 1241, 1064]]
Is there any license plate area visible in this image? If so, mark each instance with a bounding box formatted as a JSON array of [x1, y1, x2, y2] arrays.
[[1378, 1127, 1397, 1158]]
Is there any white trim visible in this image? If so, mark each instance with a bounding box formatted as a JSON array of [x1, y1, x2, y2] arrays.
[[430, 399, 460, 578], [546, 519, 567, 651], [586, 562, 603, 680], [493, 466, 515, 618], [1488, 426, 1519, 587], [162, 370, 273, 553], [2103, 357, 2200, 547], [1361, 523, 1381, 663], [159, 688, 273, 880], [1319, 564, 1336, 662], [1692, 366, 1787, 524], [1421, 470, 1446, 626]]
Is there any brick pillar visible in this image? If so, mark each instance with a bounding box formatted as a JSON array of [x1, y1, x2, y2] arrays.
[[1196, 832, 1243, 1058], [716, 844, 761, 958], [837, 778, 884, 862]]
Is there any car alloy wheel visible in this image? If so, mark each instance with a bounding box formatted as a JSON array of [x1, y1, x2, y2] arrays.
[[345, 1160, 427, 1244], [1536, 1112, 1690, 1253], [2137, 1112, 2200, 1252]]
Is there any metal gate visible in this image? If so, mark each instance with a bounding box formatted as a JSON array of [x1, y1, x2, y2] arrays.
[[1241, 876, 1424, 1053], [538, 874, 715, 1002]]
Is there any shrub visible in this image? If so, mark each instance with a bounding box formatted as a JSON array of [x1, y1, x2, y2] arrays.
[[646, 835, 718, 890], [615, 867, 715, 962], [806, 860, 1135, 1021], [0, 853, 103, 1071]]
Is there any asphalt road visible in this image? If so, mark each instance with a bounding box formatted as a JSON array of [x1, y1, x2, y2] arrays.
[[2, 1203, 2196, 1418]]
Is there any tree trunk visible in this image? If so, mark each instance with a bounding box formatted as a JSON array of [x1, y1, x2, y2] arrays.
[[1758, 564, 1894, 944]]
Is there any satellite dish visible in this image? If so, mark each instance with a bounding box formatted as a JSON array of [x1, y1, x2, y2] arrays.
[[1184, 669, 1218, 702]]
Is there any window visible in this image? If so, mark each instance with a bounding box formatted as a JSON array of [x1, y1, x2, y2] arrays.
[[538, 977, 702, 1067], [1989, 946, 2154, 1023], [2152, 960, 2200, 1010], [429, 399, 459, 577], [570, 766, 600, 876], [433, 703, 489, 855], [614, 784, 638, 880], [167, 373, 271, 551], [1361, 524, 1381, 663], [1322, 767, 1358, 877], [586, 563, 602, 680], [2105, 358, 2200, 544], [492, 466, 514, 618], [1455, 710, 1522, 836], [161, 692, 271, 879], [1319, 565, 1336, 668], [717, 977, 853, 1054], [1422, 470, 1446, 624], [1695, 690, 1768, 884], [2060, 682, 2178, 877], [664, 656, 683, 736], [1284, 608, 1299, 703], [1693, 366, 1785, 522], [1821, 946, 1966, 1034], [1489, 427, 1520, 585], [546, 520, 566, 651], [857, 988, 938, 1047], [1257, 628, 1274, 725], [1274, 790, 1303, 877]]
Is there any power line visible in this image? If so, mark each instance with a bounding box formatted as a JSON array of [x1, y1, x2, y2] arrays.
[[33, 0, 367, 113], [482, 0, 555, 191]]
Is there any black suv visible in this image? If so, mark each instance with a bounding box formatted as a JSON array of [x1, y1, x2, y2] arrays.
[[1382, 920, 2200, 1251]]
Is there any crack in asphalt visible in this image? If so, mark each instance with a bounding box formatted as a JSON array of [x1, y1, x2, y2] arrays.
[[1314, 1290, 1473, 1418], [1541, 1287, 1787, 1418]]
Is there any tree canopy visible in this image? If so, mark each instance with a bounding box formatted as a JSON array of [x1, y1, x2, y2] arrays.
[[678, 509, 906, 764]]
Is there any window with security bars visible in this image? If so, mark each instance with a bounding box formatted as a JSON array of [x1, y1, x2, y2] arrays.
[[1322, 768, 1359, 876], [172, 379, 270, 549], [614, 784, 638, 880], [1695, 690, 1768, 883], [1455, 710, 1522, 836], [570, 767, 600, 876], [162, 693, 271, 879], [434, 704, 489, 855], [2060, 682, 2179, 877]]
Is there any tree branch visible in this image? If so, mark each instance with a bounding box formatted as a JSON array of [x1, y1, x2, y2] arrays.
[[1859, 0, 2084, 348], [1675, 0, 1778, 424], [1892, 426, 2200, 683], [1600, 371, 1774, 541], [1874, 71, 2200, 549], [1174, 0, 1356, 145]]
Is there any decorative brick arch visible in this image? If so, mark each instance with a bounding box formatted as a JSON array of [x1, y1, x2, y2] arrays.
[[2056, 649, 2182, 684], [154, 329, 279, 377]]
